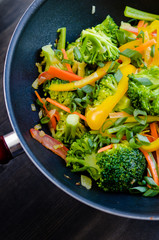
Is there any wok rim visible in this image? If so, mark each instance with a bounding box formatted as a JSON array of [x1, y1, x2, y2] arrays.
[[3, 0, 159, 220]]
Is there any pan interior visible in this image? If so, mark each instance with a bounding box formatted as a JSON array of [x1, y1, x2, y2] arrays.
[[4, 0, 159, 219]]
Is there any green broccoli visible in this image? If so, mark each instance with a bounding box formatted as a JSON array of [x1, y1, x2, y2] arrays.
[[43, 79, 76, 108], [95, 15, 119, 45], [97, 144, 146, 192], [40, 44, 64, 71], [55, 112, 86, 145], [128, 66, 159, 116], [66, 132, 111, 180], [66, 137, 147, 192], [67, 16, 119, 65], [93, 74, 118, 106]]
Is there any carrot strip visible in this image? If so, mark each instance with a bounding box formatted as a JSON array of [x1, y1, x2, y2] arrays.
[[137, 20, 145, 28], [98, 144, 113, 153], [46, 97, 86, 121], [134, 39, 157, 53], [143, 23, 148, 28], [139, 148, 159, 185], [150, 123, 159, 167], [150, 122, 158, 139], [61, 49, 73, 73], [48, 66, 82, 82], [35, 91, 59, 129], [35, 90, 49, 114]]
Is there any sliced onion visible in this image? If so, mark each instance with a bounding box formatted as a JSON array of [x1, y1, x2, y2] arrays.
[[31, 103, 36, 111], [32, 78, 39, 89], [34, 124, 42, 130], [81, 175, 92, 190]]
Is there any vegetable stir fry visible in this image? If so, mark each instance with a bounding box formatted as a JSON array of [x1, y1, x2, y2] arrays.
[[30, 6, 159, 197]]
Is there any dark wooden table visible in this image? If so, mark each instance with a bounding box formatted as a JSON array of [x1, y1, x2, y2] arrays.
[[1, 1, 159, 239]]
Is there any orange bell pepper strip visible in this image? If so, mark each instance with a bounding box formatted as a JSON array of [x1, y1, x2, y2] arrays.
[[48, 62, 112, 92]]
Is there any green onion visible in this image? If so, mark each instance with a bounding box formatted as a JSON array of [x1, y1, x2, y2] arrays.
[[114, 69, 123, 83], [120, 48, 141, 58], [57, 27, 66, 50], [81, 85, 94, 94], [136, 134, 150, 145], [132, 124, 148, 134], [114, 117, 127, 127], [55, 49, 63, 60], [111, 137, 120, 143], [150, 44, 155, 58], [123, 106, 134, 115], [137, 30, 145, 43], [126, 129, 133, 141], [107, 125, 126, 135], [116, 129, 125, 140], [129, 186, 148, 194], [36, 99, 43, 107], [116, 30, 127, 45], [73, 47, 83, 62], [40, 116, 50, 124], [144, 176, 159, 188], [129, 137, 142, 148], [62, 59, 74, 65], [124, 6, 159, 21], [143, 189, 159, 197], [107, 61, 120, 73], [133, 77, 152, 86], [133, 109, 147, 125], [120, 48, 143, 68], [97, 62, 105, 67]]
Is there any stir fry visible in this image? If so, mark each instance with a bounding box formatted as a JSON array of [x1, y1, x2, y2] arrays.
[[30, 6, 159, 197]]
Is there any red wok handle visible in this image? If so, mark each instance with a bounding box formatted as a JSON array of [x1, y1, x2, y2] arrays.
[[0, 132, 23, 164]]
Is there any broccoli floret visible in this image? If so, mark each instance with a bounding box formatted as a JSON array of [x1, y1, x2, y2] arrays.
[[66, 132, 111, 180], [97, 144, 146, 192], [55, 113, 86, 145], [128, 66, 159, 115], [43, 79, 76, 108], [67, 16, 119, 65], [80, 28, 119, 64], [40, 44, 64, 71], [67, 140, 147, 192], [93, 74, 118, 106], [67, 137, 147, 192], [95, 15, 119, 45]]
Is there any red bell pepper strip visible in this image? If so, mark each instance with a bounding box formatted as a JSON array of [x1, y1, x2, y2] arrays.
[[30, 128, 68, 161]]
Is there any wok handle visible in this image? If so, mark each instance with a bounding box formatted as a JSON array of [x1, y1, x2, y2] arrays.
[[0, 132, 23, 164]]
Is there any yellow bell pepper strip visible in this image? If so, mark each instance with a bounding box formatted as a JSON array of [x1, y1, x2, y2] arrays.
[[86, 64, 136, 130], [49, 62, 112, 92], [145, 20, 159, 66], [119, 39, 142, 52], [118, 55, 131, 69], [140, 138, 159, 152]]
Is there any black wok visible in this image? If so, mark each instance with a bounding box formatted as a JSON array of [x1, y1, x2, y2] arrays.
[[1, 0, 159, 220]]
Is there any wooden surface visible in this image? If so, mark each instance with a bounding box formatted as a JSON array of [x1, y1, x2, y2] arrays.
[[1, 0, 159, 239]]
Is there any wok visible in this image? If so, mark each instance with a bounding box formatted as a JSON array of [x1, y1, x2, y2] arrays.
[[1, 0, 159, 220]]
